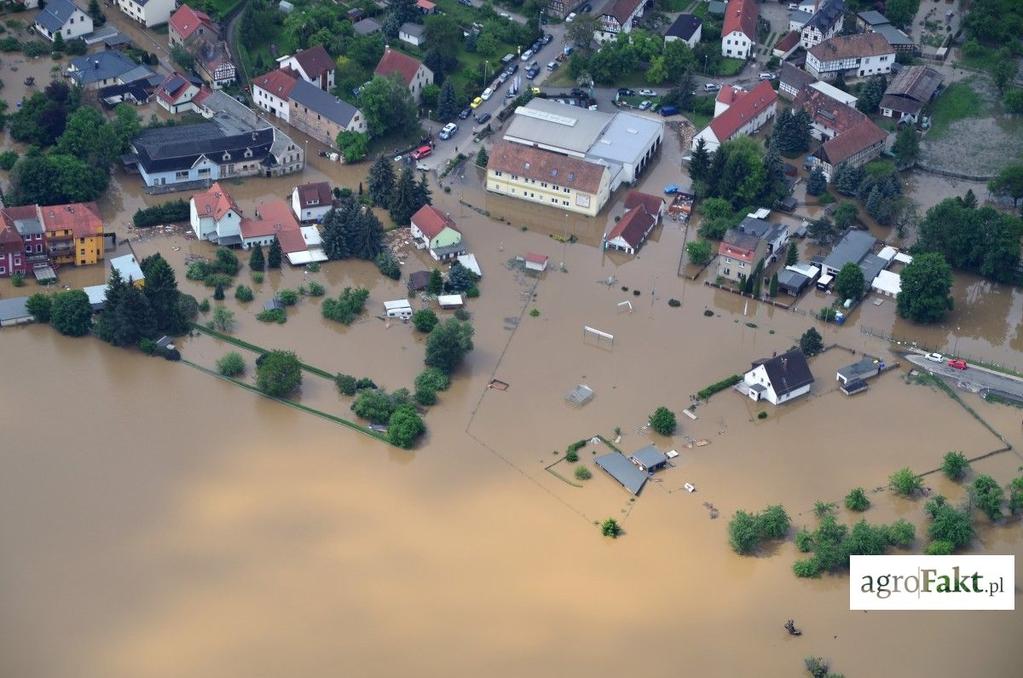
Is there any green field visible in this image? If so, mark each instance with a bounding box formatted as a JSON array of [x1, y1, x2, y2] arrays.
[[928, 80, 987, 139]]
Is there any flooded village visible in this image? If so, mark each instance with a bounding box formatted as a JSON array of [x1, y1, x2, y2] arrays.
[[2, 0, 1023, 677]]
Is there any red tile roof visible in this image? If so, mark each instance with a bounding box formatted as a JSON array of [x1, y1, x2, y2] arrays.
[[39, 202, 103, 237], [606, 205, 655, 250], [794, 86, 867, 135], [416, 0, 436, 10], [155, 72, 195, 105], [623, 190, 664, 216], [275, 227, 308, 253], [169, 5, 215, 43], [603, 0, 643, 25], [774, 30, 800, 53], [525, 252, 548, 265], [289, 45, 335, 80], [295, 182, 332, 209], [0, 222, 22, 247], [241, 199, 301, 240], [488, 141, 608, 195], [716, 84, 743, 106], [374, 48, 424, 86], [723, 0, 757, 41], [192, 86, 212, 106], [192, 182, 239, 222], [818, 118, 888, 166], [411, 204, 456, 238], [708, 80, 777, 142], [252, 67, 298, 100]]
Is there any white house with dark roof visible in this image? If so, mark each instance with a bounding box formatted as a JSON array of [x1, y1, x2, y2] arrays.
[[743, 349, 815, 405], [291, 182, 333, 223], [399, 22, 427, 48], [34, 0, 93, 42], [665, 14, 702, 48], [277, 45, 336, 91], [806, 33, 895, 80], [117, 0, 175, 28], [595, 0, 644, 44], [798, 0, 844, 50], [66, 51, 155, 90]]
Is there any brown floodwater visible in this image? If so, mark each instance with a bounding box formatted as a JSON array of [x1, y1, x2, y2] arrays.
[[3, 55, 1023, 678]]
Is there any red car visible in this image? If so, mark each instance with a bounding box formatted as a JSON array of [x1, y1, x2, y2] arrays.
[[410, 145, 432, 160], [948, 359, 968, 370]]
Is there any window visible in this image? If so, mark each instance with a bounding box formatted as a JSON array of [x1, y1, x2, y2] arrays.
[[80, 249, 85, 256], [494, 170, 502, 177], [13, 257, 20, 265], [0, 266, 5, 274], [25, 244, 31, 253], [176, 170, 189, 179]]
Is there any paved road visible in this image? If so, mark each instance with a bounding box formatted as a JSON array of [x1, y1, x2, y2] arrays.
[[906, 354, 1023, 400]]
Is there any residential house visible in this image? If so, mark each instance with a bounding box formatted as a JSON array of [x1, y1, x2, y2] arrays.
[[486, 141, 612, 217], [277, 45, 336, 91], [808, 118, 888, 180], [716, 215, 787, 282], [399, 22, 426, 48], [665, 14, 702, 48], [155, 73, 200, 114], [169, 4, 217, 48], [794, 85, 867, 141], [37, 202, 105, 268], [629, 445, 668, 473], [66, 51, 156, 90], [253, 68, 366, 148], [743, 349, 815, 405], [116, 0, 175, 28], [416, 0, 436, 13], [721, 0, 758, 59], [604, 191, 664, 255], [806, 33, 895, 80], [821, 229, 886, 284], [374, 48, 434, 102], [595, 0, 644, 44], [0, 213, 32, 278], [545, 0, 573, 19], [779, 62, 816, 99], [34, 0, 93, 42], [239, 199, 301, 250], [691, 80, 777, 152], [291, 182, 334, 223], [110, 253, 145, 286], [252, 67, 298, 122], [194, 40, 237, 89], [190, 182, 243, 245], [410, 205, 464, 261], [353, 18, 382, 36], [879, 65, 943, 122], [773, 31, 801, 60], [0, 297, 33, 326], [799, 0, 844, 50]]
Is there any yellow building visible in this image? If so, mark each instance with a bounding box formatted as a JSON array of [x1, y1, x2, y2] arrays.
[[39, 202, 105, 267], [486, 141, 611, 217]]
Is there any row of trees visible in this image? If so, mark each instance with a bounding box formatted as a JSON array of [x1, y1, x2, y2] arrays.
[[96, 254, 192, 347], [690, 137, 788, 212], [793, 505, 914, 578], [915, 197, 1023, 284], [367, 156, 432, 225]]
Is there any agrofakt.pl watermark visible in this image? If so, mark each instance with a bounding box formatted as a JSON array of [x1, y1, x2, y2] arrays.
[[850, 555, 1015, 610]]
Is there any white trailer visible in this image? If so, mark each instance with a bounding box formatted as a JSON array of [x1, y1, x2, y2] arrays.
[[384, 299, 413, 319]]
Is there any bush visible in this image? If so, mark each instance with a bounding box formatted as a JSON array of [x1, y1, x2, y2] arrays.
[[466, 285, 480, 298], [601, 518, 622, 538], [697, 374, 741, 399], [757, 411, 767, 419], [575, 466, 592, 480], [198, 298, 210, 314], [375, 251, 401, 280], [884, 519, 915, 548], [889, 467, 923, 497], [278, 289, 299, 306], [304, 281, 325, 296], [205, 273, 233, 289], [22, 41, 48, 57], [213, 283, 225, 300], [925, 540, 955, 555], [795, 529, 814, 552], [565, 449, 579, 462], [412, 308, 438, 332], [132, 199, 189, 228], [252, 272, 264, 284], [454, 308, 470, 321], [10, 271, 24, 287], [972, 474, 1005, 522], [306, 262, 320, 273], [668, 298, 681, 307], [26, 293, 52, 322], [649, 406, 677, 435], [256, 350, 302, 397], [844, 487, 870, 512], [353, 389, 399, 425], [388, 405, 426, 448], [415, 367, 450, 392], [257, 308, 287, 323], [926, 496, 973, 549], [234, 285, 254, 302], [792, 559, 821, 578], [0, 150, 17, 170], [414, 384, 437, 406], [335, 373, 358, 396], [799, 328, 823, 356], [686, 239, 713, 265], [529, 308, 540, 317], [322, 287, 370, 324], [728, 505, 790, 555], [216, 351, 245, 376], [941, 450, 969, 481], [139, 338, 156, 355], [211, 306, 234, 332]]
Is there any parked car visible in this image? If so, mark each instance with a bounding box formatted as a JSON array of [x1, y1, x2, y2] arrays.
[[501, 53, 515, 65], [759, 72, 776, 80], [546, 61, 559, 71], [410, 145, 432, 160], [703, 82, 721, 92], [439, 122, 458, 140], [481, 87, 494, 100], [566, 12, 576, 22], [520, 49, 533, 62], [505, 63, 518, 74], [925, 352, 944, 363], [664, 184, 680, 194], [617, 87, 635, 97], [458, 108, 471, 119], [638, 88, 656, 97], [459, 0, 472, 5], [470, 96, 483, 109], [526, 69, 539, 80], [542, 33, 553, 45], [499, 12, 511, 19], [659, 105, 678, 117], [948, 359, 968, 370], [475, 112, 492, 124], [638, 100, 652, 110]]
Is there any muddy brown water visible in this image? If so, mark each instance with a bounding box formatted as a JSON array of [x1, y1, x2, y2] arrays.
[[3, 57, 1023, 678]]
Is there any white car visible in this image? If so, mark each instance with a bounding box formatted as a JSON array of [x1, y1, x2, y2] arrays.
[[638, 88, 656, 97], [566, 12, 576, 22], [481, 87, 494, 100], [925, 352, 945, 363], [758, 72, 776, 81], [638, 100, 651, 110], [520, 49, 533, 62], [439, 122, 458, 140], [703, 82, 721, 92]]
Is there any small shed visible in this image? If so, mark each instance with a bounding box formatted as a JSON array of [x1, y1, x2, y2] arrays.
[[524, 252, 548, 272], [595, 452, 649, 495], [0, 296, 32, 327], [629, 444, 668, 473], [110, 253, 145, 286], [33, 265, 57, 283], [836, 356, 884, 385], [408, 270, 432, 291], [264, 297, 284, 312], [437, 294, 463, 310], [871, 269, 901, 297], [777, 269, 810, 296], [384, 299, 413, 319], [565, 384, 594, 407], [83, 284, 108, 311]]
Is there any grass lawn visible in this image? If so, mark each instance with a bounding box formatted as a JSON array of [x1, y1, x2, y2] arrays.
[[716, 58, 745, 77], [955, 45, 1001, 74], [928, 80, 986, 140], [656, 0, 689, 10]]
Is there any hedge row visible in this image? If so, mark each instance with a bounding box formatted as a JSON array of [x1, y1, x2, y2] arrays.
[[698, 374, 742, 400], [133, 199, 190, 228]]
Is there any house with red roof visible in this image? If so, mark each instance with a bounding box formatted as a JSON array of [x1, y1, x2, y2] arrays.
[[692, 80, 777, 152], [240, 199, 301, 249], [155, 72, 200, 114], [252, 67, 300, 122], [374, 48, 434, 103], [277, 46, 336, 91], [36, 202, 106, 268], [410, 205, 464, 261], [809, 118, 888, 180], [721, 0, 758, 59], [190, 182, 244, 245], [169, 4, 217, 47], [291, 182, 334, 223], [595, 0, 645, 44], [604, 201, 660, 255], [0, 217, 30, 278]]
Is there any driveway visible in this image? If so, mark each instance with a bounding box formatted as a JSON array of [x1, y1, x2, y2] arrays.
[[906, 354, 1023, 401]]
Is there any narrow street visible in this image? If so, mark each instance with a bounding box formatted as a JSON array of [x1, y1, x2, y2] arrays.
[[906, 354, 1023, 401]]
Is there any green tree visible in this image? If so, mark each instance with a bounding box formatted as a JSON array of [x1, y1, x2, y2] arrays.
[[475, 146, 489, 168], [768, 272, 779, 297], [845, 487, 871, 512], [835, 262, 865, 301], [235, 285, 254, 302], [51, 32, 65, 54], [353, 389, 398, 424], [213, 283, 225, 301], [424, 318, 474, 374], [926, 496, 973, 550], [988, 162, 1023, 208], [335, 373, 358, 396], [833, 162, 865, 196], [601, 517, 622, 538], [856, 75, 887, 114], [686, 239, 713, 265], [337, 131, 368, 162], [26, 293, 53, 322], [785, 240, 798, 266], [140, 253, 186, 334], [892, 127, 920, 169], [249, 245, 265, 271], [358, 75, 418, 138], [217, 351, 245, 376], [427, 268, 443, 295], [256, 350, 302, 397], [436, 79, 459, 121], [728, 510, 760, 554], [211, 306, 235, 332], [1004, 88, 1023, 115], [806, 167, 827, 196], [1008, 476, 1023, 515], [444, 262, 475, 293], [321, 287, 370, 324], [367, 155, 396, 207], [49, 289, 92, 336], [897, 252, 954, 324], [412, 308, 438, 332], [389, 165, 419, 226], [689, 137, 711, 187], [648, 406, 677, 435], [889, 467, 923, 497], [972, 474, 1005, 522], [415, 367, 450, 393], [885, 0, 919, 28], [799, 328, 823, 356], [388, 405, 426, 448], [941, 451, 970, 481], [991, 49, 1018, 94], [88, 0, 105, 25], [375, 250, 401, 279], [267, 237, 282, 269], [832, 202, 858, 230]]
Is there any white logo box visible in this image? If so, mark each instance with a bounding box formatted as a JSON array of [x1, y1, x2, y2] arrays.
[[850, 555, 1015, 610]]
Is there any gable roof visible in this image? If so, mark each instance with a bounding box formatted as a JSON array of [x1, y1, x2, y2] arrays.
[[774, 30, 801, 53], [794, 86, 867, 135], [822, 229, 877, 270], [607, 204, 655, 249], [857, 10, 889, 26], [781, 62, 816, 92], [723, 0, 757, 41], [295, 182, 333, 209], [666, 13, 702, 40], [719, 228, 762, 261], [883, 65, 942, 104], [252, 67, 298, 100], [809, 32, 892, 62], [753, 349, 814, 396], [35, 0, 82, 33], [631, 444, 667, 469], [708, 80, 777, 142], [353, 17, 382, 35], [595, 452, 648, 495], [411, 204, 457, 238], [192, 182, 240, 221], [289, 45, 335, 80], [603, 0, 643, 24], [241, 199, 301, 240], [38, 202, 104, 237], [132, 124, 276, 173], [155, 72, 195, 105], [289, 78, 359, 126], [818, 118, 888, 165], [803, 0, 844, 32], [68, 51, 143, 86], [623, 190, 664, 215], [488, 141, 608, 194], [374, 48, 424, 86], [169, 4, 215, 42], [400, 22, 426, 37]]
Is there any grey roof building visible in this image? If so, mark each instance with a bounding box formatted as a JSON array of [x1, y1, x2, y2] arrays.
[[353, 17, 382, 35], [777, 268, 810, 296], [630, 445, 668, 473], [399, 22, 426, 40], [857, 10, 889, 28], [873, 23, 914, 50], [836, 356, 884, 383], [34, 0, 86, 36], [290, 78, 360, 127], [0, 296, 32, 327], [131, 124, 276, 173], [665, 13, 701, 42], [822, 229, 877, 276], [595, 452, 649, 495], [67, 51, 152, 88], [754, 350, 815, 398]]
